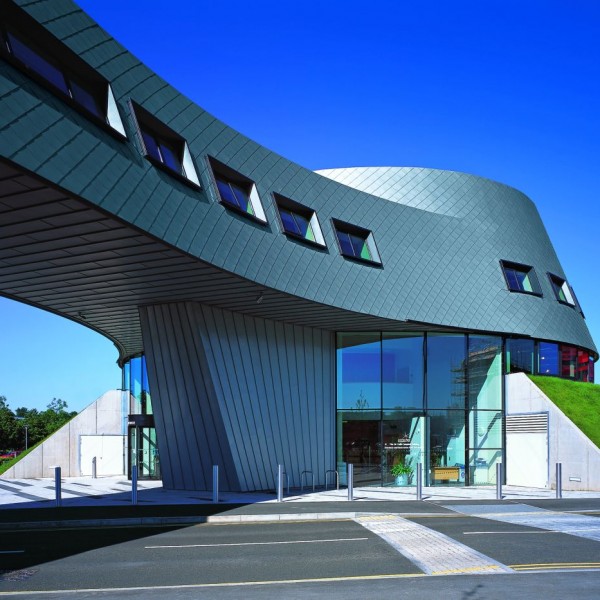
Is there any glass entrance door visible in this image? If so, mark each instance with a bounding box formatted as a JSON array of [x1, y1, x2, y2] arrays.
[[128, 425, 159, 480]]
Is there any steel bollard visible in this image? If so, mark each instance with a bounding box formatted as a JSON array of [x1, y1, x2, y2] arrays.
[[416, 463, 423, 501], [54, 466, 62, 507], [496, 462, 503, 500], [212, 465, 219, 503], [277, 464, 284, 503], [92, 456, 97, 479], [347, 463, 354, 501], [131, 464, 138, 505], [556, 463, 562, 499]]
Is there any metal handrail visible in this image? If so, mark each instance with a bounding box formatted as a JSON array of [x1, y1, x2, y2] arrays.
[[325, 469, 339, 491], [300, 470, 315, 492]]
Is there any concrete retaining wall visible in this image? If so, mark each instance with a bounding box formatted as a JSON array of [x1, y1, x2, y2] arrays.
[[506, 373, 600, 491], [1, 390, 126, 479]]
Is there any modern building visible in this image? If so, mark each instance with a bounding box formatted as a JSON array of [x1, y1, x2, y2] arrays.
[[0, 0, 596, 491]]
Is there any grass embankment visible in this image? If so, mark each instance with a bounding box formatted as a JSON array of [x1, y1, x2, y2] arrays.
[[0, 442, 42, 476], [529, 375, 600, 449]]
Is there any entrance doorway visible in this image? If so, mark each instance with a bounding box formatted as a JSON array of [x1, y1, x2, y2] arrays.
[[127, 414, 159, 480]]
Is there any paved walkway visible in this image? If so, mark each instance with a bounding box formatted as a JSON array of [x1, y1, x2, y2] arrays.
[[1, 475, 599, 510], [448, 502, 600, 543]]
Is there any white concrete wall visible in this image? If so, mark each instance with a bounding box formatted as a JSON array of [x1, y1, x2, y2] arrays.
[[1, 390, 126, 478], [506, 373, 600, 491]]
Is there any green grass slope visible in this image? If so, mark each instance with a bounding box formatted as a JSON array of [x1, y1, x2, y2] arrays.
[[529, 375, 600, 449]]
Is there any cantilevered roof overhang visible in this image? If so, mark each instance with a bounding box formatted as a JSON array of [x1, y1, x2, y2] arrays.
[[0, 158, 463, 362]]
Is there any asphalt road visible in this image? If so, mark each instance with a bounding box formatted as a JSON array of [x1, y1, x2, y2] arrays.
[[0, 501, 599, 599]]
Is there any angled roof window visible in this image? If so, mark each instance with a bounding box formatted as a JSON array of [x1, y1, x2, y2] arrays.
[[0, 1, 126, 137], [500, 260, 542, 296], [332, 218, 381, 265], [130, 102, 200, 188], [548, 273, 576, 307], [273, 194, 325, 247], [208, 157, 267, 223]]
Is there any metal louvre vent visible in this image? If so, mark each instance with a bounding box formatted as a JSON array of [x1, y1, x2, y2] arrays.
[[506, 413, 548, 434]]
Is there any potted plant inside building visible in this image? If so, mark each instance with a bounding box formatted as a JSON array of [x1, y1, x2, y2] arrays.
[[391, 460, 413, 486]]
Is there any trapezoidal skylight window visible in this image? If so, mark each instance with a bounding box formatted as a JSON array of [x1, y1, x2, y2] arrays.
[[500, 260, 542, 296], [208, 157, 266, 223], [0, 0, 126, 137], [131, 102, 200, 188], [548, 273, 576, 306], [332, 218, 381, 265], [273, 194, 325, 247]]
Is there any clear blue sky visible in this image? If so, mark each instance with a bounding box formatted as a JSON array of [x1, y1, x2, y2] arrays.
[[1, 0, 599, 412]]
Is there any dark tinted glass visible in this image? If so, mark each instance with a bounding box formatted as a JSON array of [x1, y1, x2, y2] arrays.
[[141, 130, 162, 162], [8, 32, 68, 94], [337, 231, 354, 256], [231, 182, 252, 213], [216, 179, 236, 205], [279, 209, 301, 235], [70, 80, 103, 118], [159, 142, 181, 173], [538, 341, 559, 375], [504, 268, 520, 291], [506, 338, 534, 374], [293, 212, 311, 238], [350, 233, 366, 257]]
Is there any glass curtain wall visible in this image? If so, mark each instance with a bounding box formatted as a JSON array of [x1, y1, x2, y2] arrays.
[[467, 336, 502, 485], [336, 332, 502, 487], [505, 339, 594, 382], [122, 355, 152, 415], [426, 334, 466, 485], [122, 355, 158, 480]]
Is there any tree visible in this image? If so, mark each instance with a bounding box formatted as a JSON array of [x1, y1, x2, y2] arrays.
[[0, 396, 78, 451], [0, 395, 18, 451]]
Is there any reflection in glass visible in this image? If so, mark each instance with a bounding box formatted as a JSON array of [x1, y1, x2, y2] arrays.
[[336, 333, 381, 411], [382, 333, 423, 410], [469, 448, 502, 485], [426, 334, 466, 410], [577, 349, 590, 382], [469, 411, 502, 449], [468, 335, 501, 410], [506, 338, 534, 374], [338, 410, 380, 486], [538, 342, 559, 375], [8, 32, 68, 94], [428, 410, 466, 486], [561, 345, 577, 379], [123, 355, 152, 415], [382, 412, 424, 486]]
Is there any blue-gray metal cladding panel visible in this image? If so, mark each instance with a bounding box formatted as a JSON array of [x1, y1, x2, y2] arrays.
[[139, 302, 335, 492], [139, 303, 240, 491], [1, 0, 595, 353]]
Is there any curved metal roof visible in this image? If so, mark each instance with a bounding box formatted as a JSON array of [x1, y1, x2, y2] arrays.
[[0, 0, 595, 359]]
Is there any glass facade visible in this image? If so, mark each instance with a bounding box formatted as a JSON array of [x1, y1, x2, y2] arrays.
[[503, 339, 594, 382], [122, 355, 158, 480], [506, 338, 535, 374], [122, 355, 152, 415], [336, 332, 503, 487]]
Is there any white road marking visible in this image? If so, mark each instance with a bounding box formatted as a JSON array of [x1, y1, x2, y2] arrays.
[[446, 504, 600, 542], [464, 531, 554, 535], [145, 537, 368, 549], [0, 550, 25, 554]]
